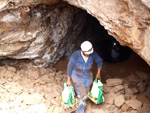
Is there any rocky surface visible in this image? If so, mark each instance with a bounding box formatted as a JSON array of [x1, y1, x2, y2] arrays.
[[0, 2, 87, 67], [0, 65, 69, 113], [64, 0, 150, 66], [0, 65, 149, 113], [87, 73, 150, 113]]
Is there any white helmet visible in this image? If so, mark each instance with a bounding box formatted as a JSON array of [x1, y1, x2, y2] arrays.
[[81, 41, 93, 54]]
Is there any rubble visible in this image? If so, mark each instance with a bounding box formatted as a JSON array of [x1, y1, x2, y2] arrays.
[[0, 65, 150, 113], [91, 73, 150, 113], [0, 65, 68, 113]]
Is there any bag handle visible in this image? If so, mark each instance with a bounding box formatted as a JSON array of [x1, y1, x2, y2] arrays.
[[95, 78, 101, 83]]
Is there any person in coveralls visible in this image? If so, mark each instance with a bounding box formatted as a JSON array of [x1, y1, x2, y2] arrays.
[[67, 41, 103, 113]]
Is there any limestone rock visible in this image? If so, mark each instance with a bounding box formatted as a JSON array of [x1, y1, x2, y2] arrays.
[[114, 95, 125, 107], [125, 88, 134, 96], [0, 2, 87, 68], [22, 93, 44, 105], [91, 109, 106, 113], [127, 74, 139, 83], [7, 66, 16, 73], [129, 110, 138, 113], [131, 88, 139, 94], [26, 68, 39, 80], [103, 84, 111, 94], [113, 85, 124, 93], [121, 104, 129, 112], [104, 93, 116, 105], [123, 83, 129, 89], [10, 82, 23, 94], [125, 100, 142, 110], [106, 78, 123, 86]]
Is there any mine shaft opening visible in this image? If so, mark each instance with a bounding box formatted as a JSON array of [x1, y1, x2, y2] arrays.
[[54, 10, 150, 82]]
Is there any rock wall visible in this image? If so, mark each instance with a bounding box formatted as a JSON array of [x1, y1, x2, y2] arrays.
[[0, 2, 87, 67], [64, 0, 150, 66]]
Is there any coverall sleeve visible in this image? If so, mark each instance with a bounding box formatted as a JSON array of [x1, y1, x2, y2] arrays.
[[93, 51, 103, 69], [67, 53, 75, 77]]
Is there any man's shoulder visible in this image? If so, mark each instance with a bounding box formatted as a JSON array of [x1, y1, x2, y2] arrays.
[[73, 50, 81, 54], [91, 51, 96, 55], [71, 50, 81, 57]]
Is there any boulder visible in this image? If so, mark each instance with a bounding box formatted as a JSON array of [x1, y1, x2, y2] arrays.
[[127, 74, 139, 83], [26, 68, 39, 80], [131, 88, 139, 94], [121, 103, 129, 112], [7, 66, 16, 73], [103, 84, 112, 94], [125, 88, 133, 96], [123, 83, 129, 89], [113, 85, 124, 93], [106, 78, 123, 87], [114, 95, 125, 107], [104, 93, 116, 105], [125, 100, 142, 110]]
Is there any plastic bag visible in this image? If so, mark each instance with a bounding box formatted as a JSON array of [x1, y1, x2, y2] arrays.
[[61, 82, 75, 108], [88, 78, 104, 104]]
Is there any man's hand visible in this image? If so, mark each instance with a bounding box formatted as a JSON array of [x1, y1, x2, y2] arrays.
[[96, 68, 101, 79], [67, 77, 71, 86]]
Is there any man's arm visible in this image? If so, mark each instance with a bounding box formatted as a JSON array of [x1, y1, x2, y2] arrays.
[[96, 68, 101, 79], [66, 53, 75, 86], [93, 51, 102, 79]]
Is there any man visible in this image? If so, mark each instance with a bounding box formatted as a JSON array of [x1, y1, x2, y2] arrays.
[[110, 41, 120, 63], [67, 41, 103, 113]]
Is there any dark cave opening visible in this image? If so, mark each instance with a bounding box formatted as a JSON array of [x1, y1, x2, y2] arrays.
[[76, 13, 132, 64], [54, 11, 150, 81]]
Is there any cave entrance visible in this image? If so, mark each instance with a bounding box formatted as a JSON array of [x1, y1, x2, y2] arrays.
[[54, 10, 150, 111], [54, 11, 150, 82], [85, 14, 132, 64]]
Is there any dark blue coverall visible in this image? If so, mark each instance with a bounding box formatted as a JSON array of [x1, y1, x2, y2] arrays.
[[67, 50, 102, 113]]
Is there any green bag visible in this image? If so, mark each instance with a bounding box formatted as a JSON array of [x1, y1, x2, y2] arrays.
[[89, 78, 104, 104], [61, 82, 75, 108]]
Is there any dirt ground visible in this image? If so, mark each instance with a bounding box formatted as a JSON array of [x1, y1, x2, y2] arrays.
[[54, 52, 150, 83]]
